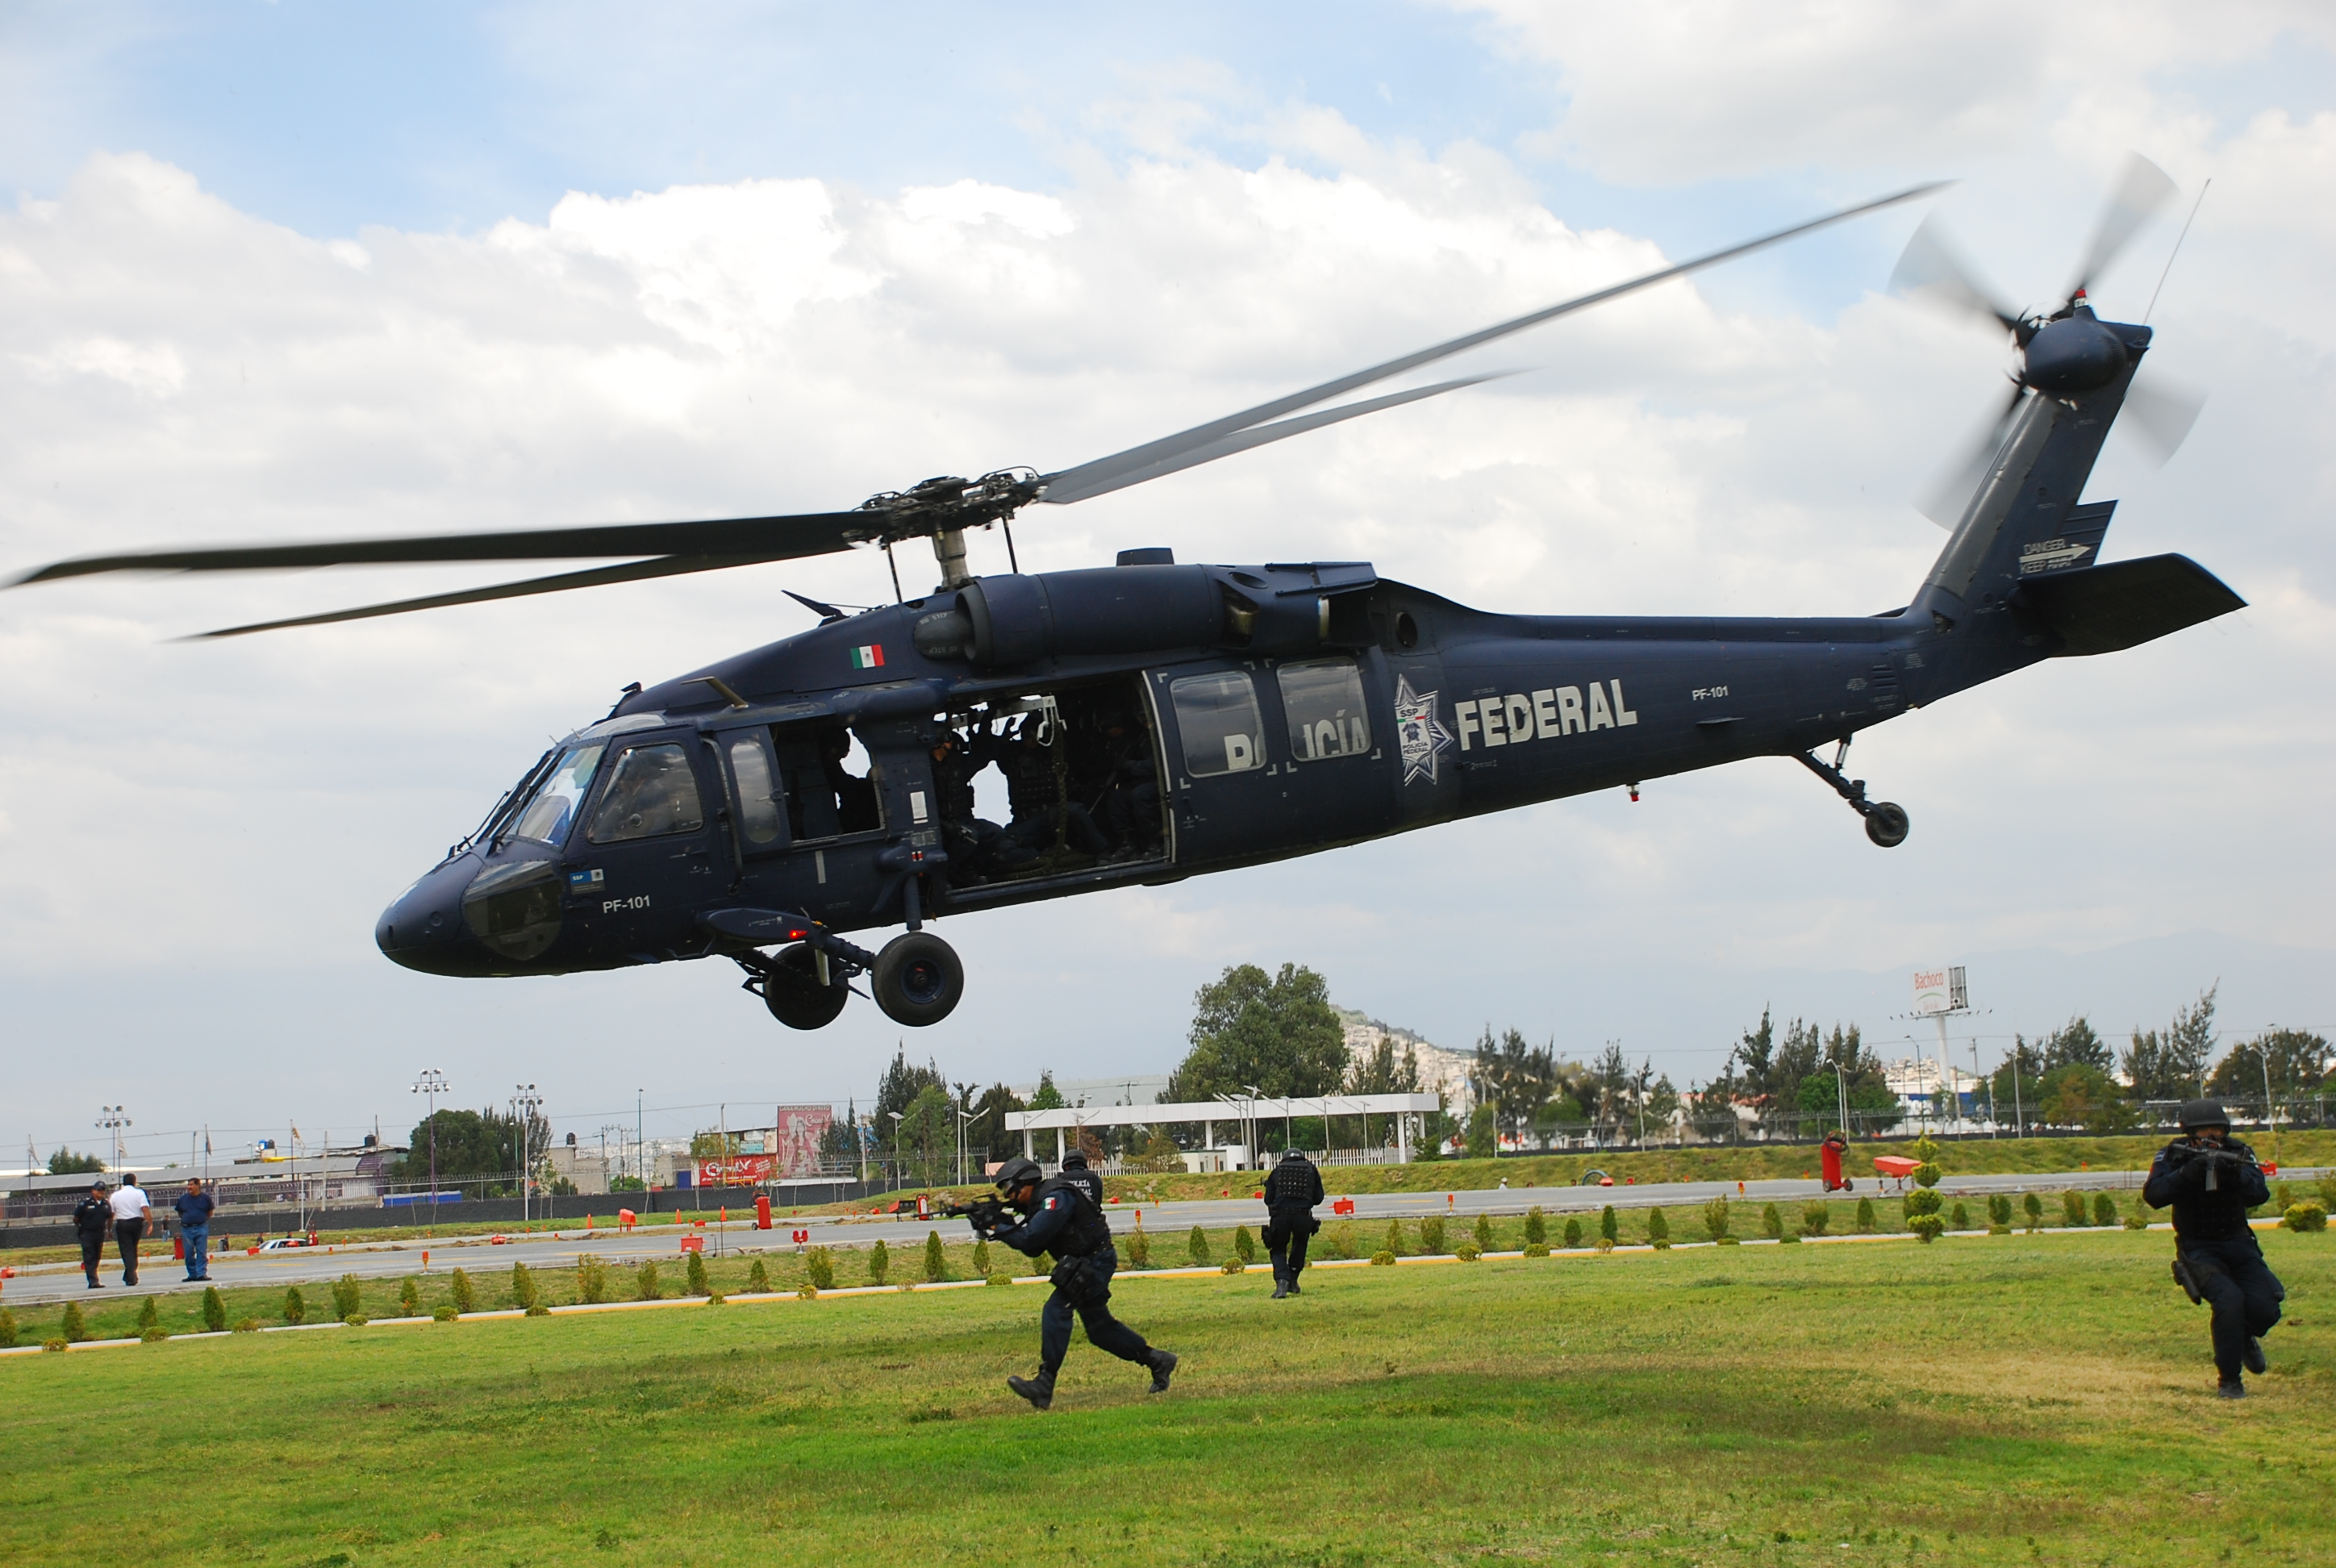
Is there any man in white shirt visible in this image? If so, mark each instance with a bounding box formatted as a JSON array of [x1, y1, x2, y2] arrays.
[[107, 1174, 152, 1287]]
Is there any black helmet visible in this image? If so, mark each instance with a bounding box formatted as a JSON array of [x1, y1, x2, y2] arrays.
[[1060, 1149, 1088, 1169], [2178, 1099, 2230, 1131], [992, 1156, 1043, 1192], [1279, 1147, 1310, 1162]]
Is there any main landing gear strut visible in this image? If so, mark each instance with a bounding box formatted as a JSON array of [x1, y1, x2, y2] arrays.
[[733, 920, 966, 1030], [1794, 739, 1910, 849]]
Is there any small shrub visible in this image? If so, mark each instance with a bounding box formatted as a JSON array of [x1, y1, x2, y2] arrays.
[[1524, 1206, 1547, 1246], [1903, 1190, 1944, 1243], [1760, 1203, 1783, 1240], [2022, 1192, 2044, 1231], [1120, 1230, 1146, 1270], [1384, 1220, 1408, 1257], [805, 1247, 834, 1291], [1950, 1202, 1970, 1232], [343, 1313, 369, 1328], [1702, 1195, 1731, 1242], [140, 1326, 170, 1343], [1187, 1226, 1211, 1266], [1600, 1206, 1619, 1245], [398, 1276, 423, 1317], [866, 1240, 889, 1287], [1419, 1216, 1446, 1253], [137, 1296, 161, 1332], [1220, 1255, 1246, 1274], [1523, 1239, 1550, 1258], [1455, 1240, 1482, 1262], [2091, 1192, 2117, 1228], [987, 1272, 1013, 1287], [1987, 1194, 2013, 1228], [746, 1259, 771, 1294], [798, 1280, 820, 1299], [331, 1274, 362, 1320], [577, 1256, 610, 1304], [0, 1309, 15, 1348], [636, 1261, 663, 1301], [43, 1337, 69, 1353], [685, 1250, 711, 1297], [1326, 1220, 1358, 1260], [432, 1305, 458, 1323], [1474, 1212, 1495, 1252], [1233, 1225, 1257, 1264], [1646, 1207, 1670, 1249], [524, 1303, 549, 1317], [1594, 1236, 1614, 1253], [2062, 1191, 2088, 1227], [1563, 1217, 1584, 1249], [1801, 1201, 1830, 1237], [451, 1269, 476, 1313], [282, 1287, 306, 1326], [1370, 1249, 1397, 1266], [1854, 1198, 1877, 1233], [234, 1318, 262, 1332], [2122, 1203, 2150, 1231], [2283, 1201, 2328, 1232], [511, 1261, 542, 1308], [923, 1230, 947, 1282]]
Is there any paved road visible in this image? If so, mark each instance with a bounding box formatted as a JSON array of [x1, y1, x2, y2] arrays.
[[19, 1164, 2315, 1310]]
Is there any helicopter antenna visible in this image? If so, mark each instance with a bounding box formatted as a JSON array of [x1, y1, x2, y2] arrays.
[[2143, 177, 2209, 325]]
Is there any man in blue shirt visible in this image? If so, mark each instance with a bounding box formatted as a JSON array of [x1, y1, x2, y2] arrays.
[[173, 1178, 218, 1282]]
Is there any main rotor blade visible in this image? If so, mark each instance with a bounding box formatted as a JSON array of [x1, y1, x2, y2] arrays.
[[182, 553, 778, 639], [1918, 382, 2028, 529], [1890, 212, 2021, 335], [1039, 373, 1507, 505], [12, 510, 871, 586], [1039, 181, 1950, 507], [2067, 152, 2178, 302]]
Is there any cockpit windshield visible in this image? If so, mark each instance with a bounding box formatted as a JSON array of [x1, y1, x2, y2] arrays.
[[508, 744, 607, 845]]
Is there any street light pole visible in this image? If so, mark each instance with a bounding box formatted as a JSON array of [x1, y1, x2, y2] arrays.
[[888, 1111, 904, 1189], [512, 1084, 542, 1223], [97, 1105, 131, 1171], [411, 1069, 448, 1220]]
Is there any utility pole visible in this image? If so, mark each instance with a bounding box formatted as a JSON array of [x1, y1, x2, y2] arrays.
[[636, 1091, 645, 1211], [1971, 1043, 1994, 1137], [2009, 1044, 2025, 1138], [512, 1084, 542, 1223], [412, 1069, 448, 1220]]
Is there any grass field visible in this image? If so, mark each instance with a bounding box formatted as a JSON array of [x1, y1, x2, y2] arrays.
[[2, 1226, 2328, 1566]]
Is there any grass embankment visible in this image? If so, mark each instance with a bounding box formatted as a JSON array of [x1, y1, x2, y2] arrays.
[[1, 1226, 2328, 1566]]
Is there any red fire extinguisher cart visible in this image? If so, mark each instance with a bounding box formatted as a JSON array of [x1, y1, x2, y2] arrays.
[[1821, 1133, 1854, 1192]]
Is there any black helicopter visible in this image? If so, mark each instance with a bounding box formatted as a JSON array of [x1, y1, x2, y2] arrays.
[[12, 166, 2239, 1032]]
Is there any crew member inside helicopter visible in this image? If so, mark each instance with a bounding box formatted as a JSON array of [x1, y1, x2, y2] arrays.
[[773, 723, 882, 842], [1001, 714, 1111, 861]]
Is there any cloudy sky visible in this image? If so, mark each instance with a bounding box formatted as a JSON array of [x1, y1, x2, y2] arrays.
[[4, 2, 2330, 1167]]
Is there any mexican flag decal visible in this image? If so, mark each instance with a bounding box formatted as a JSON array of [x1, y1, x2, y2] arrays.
[[850, 644, 885, 669]]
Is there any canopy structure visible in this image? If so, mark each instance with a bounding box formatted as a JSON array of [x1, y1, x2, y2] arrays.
[[1005, 1094, 1441, 1167]]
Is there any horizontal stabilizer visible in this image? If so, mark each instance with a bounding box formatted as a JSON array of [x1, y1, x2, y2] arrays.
[[2021, 554, 2244, 657]]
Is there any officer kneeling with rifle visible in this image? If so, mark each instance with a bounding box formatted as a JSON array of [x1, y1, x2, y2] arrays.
[[2142, 1099, 2284, 1399], [957, 1156, 1176, 1411]]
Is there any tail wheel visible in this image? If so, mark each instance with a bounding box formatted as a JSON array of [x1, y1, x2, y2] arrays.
[[872, 931, 965, 1027], [763, 942, 849, 1030], [1864, 802, 1910, 848]]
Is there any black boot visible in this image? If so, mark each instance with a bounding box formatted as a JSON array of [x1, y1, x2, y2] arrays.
[[2217, 1377, 2246, 1400], [1007, 1370, 1055, 1411], [1286, 1277, 1301, 1295], [2243, 1337, 2267, 1375], [1147, 1349, 1178, 1394], [1271, 1274, 1289, 1299]]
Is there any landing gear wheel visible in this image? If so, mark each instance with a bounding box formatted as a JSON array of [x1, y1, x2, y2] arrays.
[[762, 942, 849, 1030], [872, 931, 964, 1027], [1863, 802, 1910, 848]]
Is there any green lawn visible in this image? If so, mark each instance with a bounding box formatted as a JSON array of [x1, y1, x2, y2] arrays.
[[2, 1227, 2329, 1566]]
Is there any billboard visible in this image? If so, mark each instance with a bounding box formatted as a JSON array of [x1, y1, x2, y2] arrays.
[[1911, 965, 1968, 1015], [772, 1103, 835, 1177], [696, 1153, 778, 1187]]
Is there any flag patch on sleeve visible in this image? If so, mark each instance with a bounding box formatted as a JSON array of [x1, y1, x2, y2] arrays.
[[851, 644, 885, 669]]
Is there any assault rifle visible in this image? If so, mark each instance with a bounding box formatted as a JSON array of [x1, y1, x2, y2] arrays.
[[943, 1194, 1009, 1232], [2167, 1143, 2254, 1192]]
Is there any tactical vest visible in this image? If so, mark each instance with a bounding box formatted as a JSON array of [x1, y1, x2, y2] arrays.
[[1034, 1174, 1115, 1257]]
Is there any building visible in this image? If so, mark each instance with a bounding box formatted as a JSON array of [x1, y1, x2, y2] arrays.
[[1338, 1009, 1475, 1120]]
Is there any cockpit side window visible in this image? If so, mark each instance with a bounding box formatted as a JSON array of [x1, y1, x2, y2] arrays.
[[510, 744, 607, 845], [586, 744, 706, 844], [727, 735, 785, 847]]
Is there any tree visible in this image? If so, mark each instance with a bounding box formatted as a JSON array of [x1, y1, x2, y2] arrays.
[[2039, 1017, 2113, 1073], [1992, 1038, 2046, 1132], [1476, 1028, 1565, 1146], [688, 1129, 743, 1159], [875, 1048, 946, 1149], [896, 1084, 955, 1187], [966, 1082, 1028, 1164], [2208, 1028, 2333, 1100], [2123, 985, 2219, 1102], [46, 1148, 106, 1175], [2039, 1063, 2139, 1134], [393, 1107, 547, 1192], [818, 1103, 861, 1169], [1164, 963, 1347, 1101], [1025, 1071, 1065, 1112]]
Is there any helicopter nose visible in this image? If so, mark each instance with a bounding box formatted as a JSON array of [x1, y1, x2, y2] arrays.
[[375, 854, 496, 977]]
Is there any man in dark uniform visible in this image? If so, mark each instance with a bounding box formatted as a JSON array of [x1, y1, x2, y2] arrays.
[[1262, 1148, 1325, 1299], [72, 1180, 112, 1290], [969, 1155, 1174, 1411], [1057, 1146, 1105, 1209], [2142, 1099, 2283, 1399], [1000, 719, 1108, 859], [928, 726, 1010, 882]]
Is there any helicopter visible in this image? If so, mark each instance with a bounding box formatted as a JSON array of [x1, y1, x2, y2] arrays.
[[11, 165, 2240, 1032]]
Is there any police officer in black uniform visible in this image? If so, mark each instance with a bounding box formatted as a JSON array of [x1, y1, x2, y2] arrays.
[[1057, 1146, 1105, 1209], [1262, 1148, 1324, 1299], [970, 1155, 1175, 1410], [72, 1180, 112, 1290], [2142, 1099, 2284, 1399]]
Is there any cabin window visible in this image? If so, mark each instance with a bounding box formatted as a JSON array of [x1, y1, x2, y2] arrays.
[[586, 744, 706, 843], [1277, 658, 1371, 763], [1169, 670, 1264, 777], [510, 744, 607, 845], [728, 736, 785, 846]]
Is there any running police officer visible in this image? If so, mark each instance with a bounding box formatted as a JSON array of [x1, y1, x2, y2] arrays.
[[969, 1155, 1175, 1410], [2142, 1099, 2284, 1399], [1262, 1147, 1324, 1299]]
